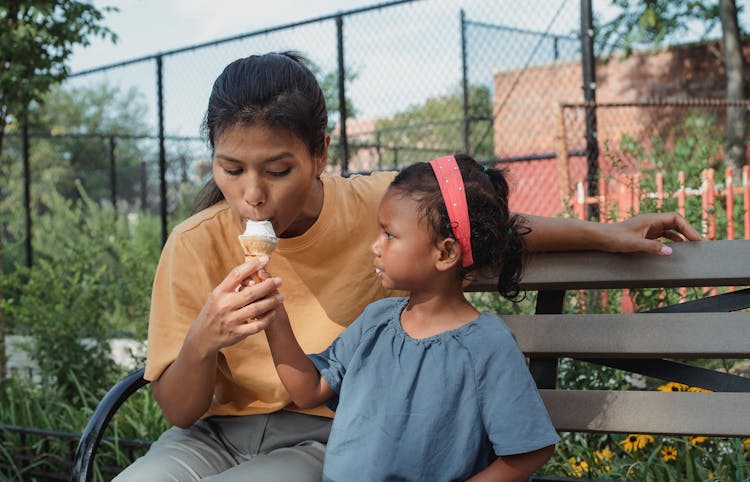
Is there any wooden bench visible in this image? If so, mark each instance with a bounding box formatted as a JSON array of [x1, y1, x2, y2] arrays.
[[72, 239, 750, 481]]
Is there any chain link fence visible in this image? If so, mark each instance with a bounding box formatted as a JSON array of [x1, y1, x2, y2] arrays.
[[3, 0, 747, 267], [2, 0, 587, 262]]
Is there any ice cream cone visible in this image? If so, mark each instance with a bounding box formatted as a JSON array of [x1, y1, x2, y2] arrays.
[[238, 220, 278, 283]]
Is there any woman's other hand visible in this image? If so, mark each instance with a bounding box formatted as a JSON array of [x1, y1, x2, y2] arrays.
[[602, 212, 702, 255]]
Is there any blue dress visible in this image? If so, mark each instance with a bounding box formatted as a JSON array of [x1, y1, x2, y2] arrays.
[[309, 297, 559, 482]]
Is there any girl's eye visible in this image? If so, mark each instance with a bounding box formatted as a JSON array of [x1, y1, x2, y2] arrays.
[[223, 168, 243, 176], [385, 232, 395, 240]]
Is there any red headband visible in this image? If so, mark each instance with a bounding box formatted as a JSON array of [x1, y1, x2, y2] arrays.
[[429, 156, 474, 268]]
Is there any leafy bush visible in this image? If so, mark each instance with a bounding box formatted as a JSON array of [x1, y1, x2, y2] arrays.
[[1, 183, 160, 400]]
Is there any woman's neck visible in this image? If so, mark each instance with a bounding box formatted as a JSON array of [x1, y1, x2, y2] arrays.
[[281, 177, 324, 238]]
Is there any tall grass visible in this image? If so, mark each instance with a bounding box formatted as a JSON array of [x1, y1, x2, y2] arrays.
[[0, 370, 169, 480]]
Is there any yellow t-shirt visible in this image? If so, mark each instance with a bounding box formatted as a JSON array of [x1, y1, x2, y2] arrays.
[[145, 171, 399, 418]]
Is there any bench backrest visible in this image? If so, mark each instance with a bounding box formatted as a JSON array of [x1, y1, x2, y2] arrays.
[[470, 240, 750, 438]]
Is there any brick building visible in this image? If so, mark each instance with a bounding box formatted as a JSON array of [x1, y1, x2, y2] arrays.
[[493, 39, 750, 217]]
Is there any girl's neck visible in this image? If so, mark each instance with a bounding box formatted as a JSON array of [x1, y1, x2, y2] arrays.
[[400, 290, 479, 339]]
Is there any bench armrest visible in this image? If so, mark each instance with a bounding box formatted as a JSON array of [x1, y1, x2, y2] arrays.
[[71, 367, 150, 482]]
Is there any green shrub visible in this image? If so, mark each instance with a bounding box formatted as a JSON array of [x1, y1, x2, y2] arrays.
[[1, 183, 160, 400]]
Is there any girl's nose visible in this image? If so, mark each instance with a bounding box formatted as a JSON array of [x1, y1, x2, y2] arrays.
[[370, 236, 381, 255]]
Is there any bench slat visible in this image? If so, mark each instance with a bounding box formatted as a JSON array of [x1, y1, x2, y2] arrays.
[[469, 240, 750, 291], [504, 313, 750, 358], [540, 390, 750, 437]]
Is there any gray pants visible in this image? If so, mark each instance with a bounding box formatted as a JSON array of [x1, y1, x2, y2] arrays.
[[113, 410, 331, 482]]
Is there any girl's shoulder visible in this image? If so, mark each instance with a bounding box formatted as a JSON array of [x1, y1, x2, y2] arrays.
[[361, 296, 406, 320], [461, 313, 521, 353], [354, 297, 407, 333]]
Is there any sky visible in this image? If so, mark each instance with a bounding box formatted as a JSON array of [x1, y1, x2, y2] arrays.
[[66, 0, 749, 140], [69, 0, 392, 73]]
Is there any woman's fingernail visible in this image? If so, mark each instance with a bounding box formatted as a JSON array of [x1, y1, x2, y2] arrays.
[[258, 255, 269, 264], [660, 245, 672, 255], [273, 277, 282, 286], [275, 293, 285, 301]]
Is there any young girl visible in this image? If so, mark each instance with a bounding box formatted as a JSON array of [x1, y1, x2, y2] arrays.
[[265, 154, 560, 481]]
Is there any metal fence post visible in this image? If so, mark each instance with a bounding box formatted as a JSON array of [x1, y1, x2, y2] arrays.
[[336, 14, 349, 176], [156, 55, 168, 246], [109, 136, 117, 217], [580, 0, 599, 220], [22, 117, 32, 268], [460, 9, 470, 154]]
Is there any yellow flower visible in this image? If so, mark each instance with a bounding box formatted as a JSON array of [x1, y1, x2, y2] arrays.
[[743, 438, 750, 452], [620, 434, 655, 453], [661, 445, 678, 462], [566, 457, 589, 477], [658, 381, 689, 392], [707, 473, 714, 479], [593, 448, 612, 471], [688, 386, 712, 392], [689, 435, 708, 445], [594, 448, 613, 462]]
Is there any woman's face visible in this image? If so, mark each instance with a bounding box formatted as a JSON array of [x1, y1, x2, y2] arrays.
[[212, 123, 329, 238]]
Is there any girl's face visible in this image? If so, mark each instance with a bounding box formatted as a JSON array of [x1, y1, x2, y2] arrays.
[[213, 123, 328, 238], [371, 190, 441, 292]]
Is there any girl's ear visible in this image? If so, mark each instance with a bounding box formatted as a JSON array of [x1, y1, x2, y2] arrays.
[[435, 238, 461, 272]]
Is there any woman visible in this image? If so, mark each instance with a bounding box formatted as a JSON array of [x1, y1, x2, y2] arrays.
[[114, 52, 700, 481]]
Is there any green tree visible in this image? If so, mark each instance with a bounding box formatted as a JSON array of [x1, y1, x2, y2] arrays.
[[307, 62, 357, 167], [1, 0, 118, 378], [30, 82, 150, 204], [598, 0, 747, 171], [0, 1, 118, 156], [1, 83, 152, 267], [374, 84, 494, 168]]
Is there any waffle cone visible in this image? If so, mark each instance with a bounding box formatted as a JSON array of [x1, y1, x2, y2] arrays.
[[239, 236, 277, 258], [239, 236, 277, 282]]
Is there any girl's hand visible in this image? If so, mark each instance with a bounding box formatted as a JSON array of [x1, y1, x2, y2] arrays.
[[187, 256, 283, 357], [602, 212, 702, 255]]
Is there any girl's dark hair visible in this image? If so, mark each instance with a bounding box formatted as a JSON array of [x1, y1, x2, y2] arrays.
[[193, 51, 328, 213], [388, 154, 529, 300]]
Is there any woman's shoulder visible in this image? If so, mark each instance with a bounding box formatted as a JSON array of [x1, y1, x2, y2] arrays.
[[163, 201, 237, 255], [170, 201, 233, 237], [323, 171, 396, 202]]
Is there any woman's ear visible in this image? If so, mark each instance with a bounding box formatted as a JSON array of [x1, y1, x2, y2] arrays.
[[314, 134, 331, 177], [435, 238, 461, 272]]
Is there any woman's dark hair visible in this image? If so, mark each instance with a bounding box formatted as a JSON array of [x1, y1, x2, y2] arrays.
[[388, 154, 530, 300], [193, 51, 328, 213]]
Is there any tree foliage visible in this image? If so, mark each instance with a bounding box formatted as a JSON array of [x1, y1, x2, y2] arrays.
[[597, 0, 748, 171], [1, 185, 161, 400], [597, 0, 723, 57], [1, 83, 152, 267], [374, 84, 494, 168], [0, 1, 117, 156]]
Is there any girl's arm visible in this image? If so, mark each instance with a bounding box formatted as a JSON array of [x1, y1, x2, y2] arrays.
[[467, 445, 555, 482], [264, 301, 335, 409], [523, 212, 701, 255]]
